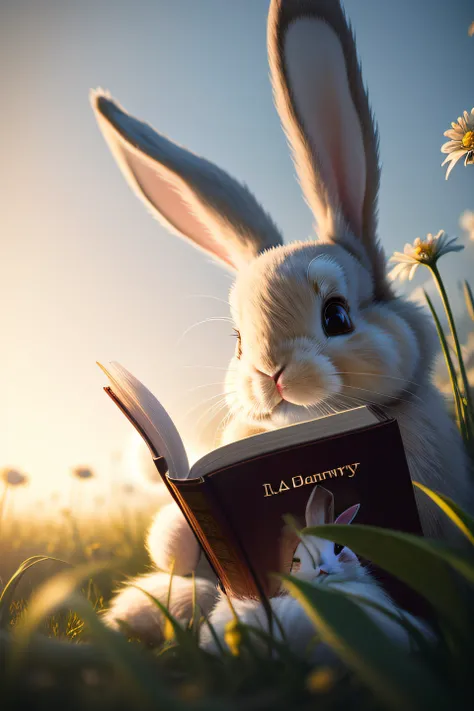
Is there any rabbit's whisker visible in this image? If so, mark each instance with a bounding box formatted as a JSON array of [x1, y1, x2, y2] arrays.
[[185, 294, 230, 307], [183, 365, 229, 371], [213, 408, 236, 447], [182, 391, 232, 420], [195, 397, 231, 433], [333, 388, 425, 429], [176, 317, 234, 348], [187, 382, 226, 393], [338, 383, 425, 412], [332, 371, 425, 405]]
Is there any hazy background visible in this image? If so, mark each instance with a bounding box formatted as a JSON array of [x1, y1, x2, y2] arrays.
[[2, 0, 473, 509]]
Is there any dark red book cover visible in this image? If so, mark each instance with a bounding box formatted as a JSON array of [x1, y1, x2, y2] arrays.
[[169, 415, 426, 617]]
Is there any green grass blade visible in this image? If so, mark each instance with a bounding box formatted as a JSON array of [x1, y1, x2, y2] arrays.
[[132, 585, 189, 648], [414, 482, 474, 546], [301, 524, 472, 634], [341, 590, 435, 654], [282, 577, 453, 711], [9, 562, 184, 710], [0, 555, 71, 628], [237, 622, 305, 663], [132, 586, 213, 682], [463, 281, 474, 322], [424, 290, 467, 438]]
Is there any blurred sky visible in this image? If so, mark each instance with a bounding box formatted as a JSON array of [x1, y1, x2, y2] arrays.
[[1, 0, 473, 503]]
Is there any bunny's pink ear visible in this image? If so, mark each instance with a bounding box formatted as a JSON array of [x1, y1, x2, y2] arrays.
[[91, 90, 283, 271], [335, 504, 360, 526], [305, 485, 334, 527], [268, 0, 391, 300]]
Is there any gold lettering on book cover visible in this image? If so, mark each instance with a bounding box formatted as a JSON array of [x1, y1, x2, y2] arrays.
[[263, 462, 360, 498]]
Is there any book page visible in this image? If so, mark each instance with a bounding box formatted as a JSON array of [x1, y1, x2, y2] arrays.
[[98, 361, 190, 479], [192, 406, 379, 479]]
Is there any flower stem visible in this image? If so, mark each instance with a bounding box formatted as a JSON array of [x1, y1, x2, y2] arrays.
[[424, 290, 467, 439], [430, 264, 474, 432]]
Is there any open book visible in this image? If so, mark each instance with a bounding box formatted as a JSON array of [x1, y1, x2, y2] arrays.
[[98, 362, 423, 610]]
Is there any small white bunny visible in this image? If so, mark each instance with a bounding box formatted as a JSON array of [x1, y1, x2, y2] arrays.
[[200, 486, 431, 658], [93, 0, 471, 638]]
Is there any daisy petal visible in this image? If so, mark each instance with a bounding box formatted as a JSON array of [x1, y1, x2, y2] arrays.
[[443, 129, 462, 140], [388, 264, 405, 281], [441, 141, 459, 153], [444, 150, 467, 178]]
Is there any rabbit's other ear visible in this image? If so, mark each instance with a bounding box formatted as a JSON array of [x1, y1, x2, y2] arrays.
[[305, 485, 334, 527], [91, 90, 283, 270], [335, 503, 360, 526], [268, 0, 390, 300]]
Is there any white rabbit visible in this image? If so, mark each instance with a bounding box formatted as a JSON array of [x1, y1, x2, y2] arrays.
[[200, 486, 432, 658], [102, 570, 217, 646], [93, 0, 471, 637]]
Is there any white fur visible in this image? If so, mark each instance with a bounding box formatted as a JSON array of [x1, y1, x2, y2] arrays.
[[146, 502, 200, 576], [102, 572, 217, 646], [94, 0, 471, 644], [91, 91, 283, 270], [283, 19, 366, 240], [200, 579, 429, 660], [201, 486, 431, 658]]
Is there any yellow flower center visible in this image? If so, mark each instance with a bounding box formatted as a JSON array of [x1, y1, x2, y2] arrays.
[[462, 131, 474, 151], [413, 244, 433, 260]]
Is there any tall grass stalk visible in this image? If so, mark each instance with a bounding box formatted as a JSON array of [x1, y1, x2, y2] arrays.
[[428, 265, 474, 428], [424, 290, 467, 440]]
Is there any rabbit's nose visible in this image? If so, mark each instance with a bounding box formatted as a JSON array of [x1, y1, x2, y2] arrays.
[[272, 366, 286, 394]]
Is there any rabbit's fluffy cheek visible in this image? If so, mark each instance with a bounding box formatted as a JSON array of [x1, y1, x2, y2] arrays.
[[328, 309, 419, 402], [275, 351, 342, 406], [228, 346, 342, 419]]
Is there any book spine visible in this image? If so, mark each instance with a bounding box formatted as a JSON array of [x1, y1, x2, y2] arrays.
[[169, 477, 262, 599]]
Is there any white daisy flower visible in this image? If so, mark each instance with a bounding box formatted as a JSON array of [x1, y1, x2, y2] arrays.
[[441, 108, 474, 179], [388, 231, 464, 282], [460, 210, 474, 241]]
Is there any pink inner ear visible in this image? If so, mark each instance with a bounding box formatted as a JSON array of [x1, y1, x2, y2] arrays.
[[121, 149, 236, 269], [335, 504, 360, 526]]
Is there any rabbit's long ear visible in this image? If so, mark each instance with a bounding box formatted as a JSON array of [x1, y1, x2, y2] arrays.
[[335, 503, 360, 526], [268, 0, 389, 299], [91, 90, 283, 270], [305, 485, 334, 527]]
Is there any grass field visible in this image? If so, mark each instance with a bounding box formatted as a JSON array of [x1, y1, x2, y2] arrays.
[[1, 483, 473, 711]]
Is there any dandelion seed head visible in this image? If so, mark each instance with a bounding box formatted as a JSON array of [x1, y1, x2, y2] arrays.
[[72, 466, 94, 480], [1, 468, 28, 487]]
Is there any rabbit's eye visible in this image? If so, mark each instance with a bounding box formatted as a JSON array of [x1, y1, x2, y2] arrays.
[[322, 299, 353, 337], [233, 329, 242, 359], [334, 543, 344, 556]]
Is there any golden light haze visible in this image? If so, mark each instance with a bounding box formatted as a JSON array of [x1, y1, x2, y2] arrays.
[[2, 0, 474, 504]]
